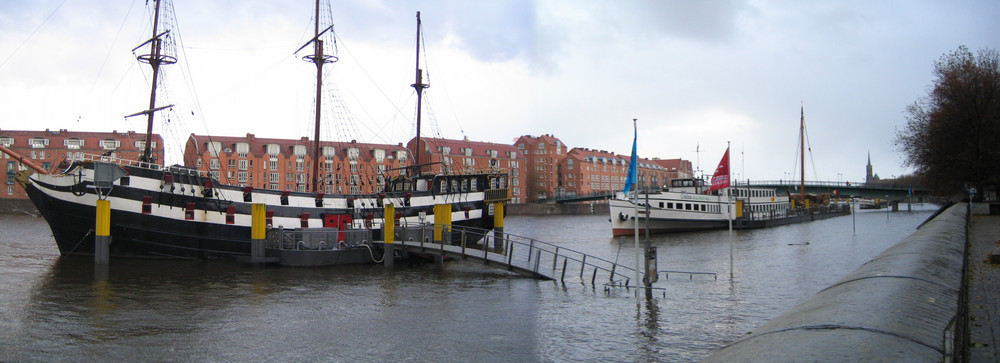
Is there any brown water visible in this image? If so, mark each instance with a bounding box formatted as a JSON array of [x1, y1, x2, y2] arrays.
[[0, 205, 938, 362]]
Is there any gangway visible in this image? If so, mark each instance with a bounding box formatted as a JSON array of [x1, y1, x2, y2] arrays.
[[386, 225, 636, 286]]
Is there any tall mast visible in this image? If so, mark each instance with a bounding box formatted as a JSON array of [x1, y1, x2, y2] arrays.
[[310, 0, 324, 193], [411, 12, 429, 175], [298, 0, 337, 192], [799, 105, 805, 201], [134, 0, 175, 163]]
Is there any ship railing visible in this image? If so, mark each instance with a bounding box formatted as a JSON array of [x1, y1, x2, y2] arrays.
[[77, 153, 216, 179], [265, 227, 373, 251], [403, 223, 637, 285]]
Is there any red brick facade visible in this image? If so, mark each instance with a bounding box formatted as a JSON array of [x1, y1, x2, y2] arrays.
[[183, 133, 411, 194], [1, 129, 163, 200], [408, 137, 527, 203], [515, 134, 567, 202]]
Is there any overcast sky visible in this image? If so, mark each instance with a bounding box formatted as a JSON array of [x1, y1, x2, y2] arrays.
[[2, 0, 998, 183]]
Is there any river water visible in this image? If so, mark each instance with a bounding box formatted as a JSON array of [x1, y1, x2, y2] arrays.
[[0, 204, 938, 362]]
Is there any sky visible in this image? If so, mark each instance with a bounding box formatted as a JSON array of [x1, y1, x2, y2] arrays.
[[1, 0, 998, 183]]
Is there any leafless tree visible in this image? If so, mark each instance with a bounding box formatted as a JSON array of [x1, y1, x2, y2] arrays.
[[897, 46, 1000, 197]]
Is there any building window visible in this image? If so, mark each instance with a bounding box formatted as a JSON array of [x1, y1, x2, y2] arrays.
[[296, 158, 304, 171], [64, 138, 83, 149], [270, 172, 279, 183], [0, 136, 13, 147], [196, 159, 203, 168], [30, 137, 48, 148], [210, 158, 220, 170], [238, 172, 248, 182], [269, 158, 278, 171], [238, 159, 248, 171]]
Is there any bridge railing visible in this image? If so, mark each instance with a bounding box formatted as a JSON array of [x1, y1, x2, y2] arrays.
[[742, 180, 925, 191], [401, 223, 637, 285]]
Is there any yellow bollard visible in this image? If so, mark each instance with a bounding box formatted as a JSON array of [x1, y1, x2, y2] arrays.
[[433, 203, 452, 242], [251, 203, 266, 263], [384, 203, 395, 244], [95, 199, 111, 264]]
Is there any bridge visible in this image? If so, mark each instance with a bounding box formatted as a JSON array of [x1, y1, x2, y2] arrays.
[[550, 181, 928, 204], [384, 225, 637, 285], [746, 180, 928, 201]]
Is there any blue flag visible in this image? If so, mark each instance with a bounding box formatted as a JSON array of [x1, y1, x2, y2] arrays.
[[623, 124, 637, 195]]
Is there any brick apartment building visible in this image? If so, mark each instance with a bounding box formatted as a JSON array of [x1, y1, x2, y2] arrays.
[[515, 134, 567, 202], [649, 158, 695, 182], [557, 148, 679, 198], [408, 137, 527, 203], [1, 129, 163, 203], [183, 133, 411, 194]]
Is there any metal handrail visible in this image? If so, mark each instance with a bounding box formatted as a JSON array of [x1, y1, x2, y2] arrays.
[[404, 223, 637, 285]]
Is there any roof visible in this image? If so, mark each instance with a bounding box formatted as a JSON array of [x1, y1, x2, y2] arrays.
[[417, 137, 520, 159]]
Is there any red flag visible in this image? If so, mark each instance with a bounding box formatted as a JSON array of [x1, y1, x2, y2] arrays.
[[709, 147, 730, 191]]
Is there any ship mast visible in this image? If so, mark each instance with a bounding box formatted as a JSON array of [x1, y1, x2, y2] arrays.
[[133, 0, 176, 164], [411, 12, 429, 175], [299, 0, 337, 193], [799, 105, 805, 201]]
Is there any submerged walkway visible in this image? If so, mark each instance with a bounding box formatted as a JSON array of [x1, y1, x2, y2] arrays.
[[967, 214, 1000, 361]]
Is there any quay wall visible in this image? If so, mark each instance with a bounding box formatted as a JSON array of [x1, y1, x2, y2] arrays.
[[704, 203, 967, 362], [505, 203, 609, 216]]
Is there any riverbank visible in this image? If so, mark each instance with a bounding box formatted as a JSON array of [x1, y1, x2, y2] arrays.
[[704, 202, 1000, 361]]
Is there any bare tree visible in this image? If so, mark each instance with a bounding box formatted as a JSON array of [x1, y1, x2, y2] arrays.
[[897, 46, 1000, 197]]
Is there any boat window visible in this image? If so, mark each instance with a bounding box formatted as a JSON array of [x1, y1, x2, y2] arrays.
[[685, 203, 691, 210], [667, 202, 673, 209], [701, 205, 706, 212], [659, 202, 664, 208]]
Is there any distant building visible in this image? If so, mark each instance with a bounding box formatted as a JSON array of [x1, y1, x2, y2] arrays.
[[865, 151, 879, 183], [555, 147, 684, 200], [648, 158, 695, 182], [407, 136, 527, 203], [183, 134, 409, 194], [515, 134, 568, 202], [1, 129, 163, 202]]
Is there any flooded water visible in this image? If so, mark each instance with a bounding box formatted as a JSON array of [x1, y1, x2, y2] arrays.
[[1, 204, 938, 362]]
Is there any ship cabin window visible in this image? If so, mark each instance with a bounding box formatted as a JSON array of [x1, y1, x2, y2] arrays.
[[470, 179, 477, 191], [440, 180, 447, 193], [701, 205, 706, 212], [451, 180, 459, 192], [667, 202, 673, 209], [685, 203, 692, 210], [659, 202, 664, 208]]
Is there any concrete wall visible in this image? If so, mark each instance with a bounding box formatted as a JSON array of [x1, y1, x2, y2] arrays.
[[704, 203, 967, 362], [505, 203, 609, 216]]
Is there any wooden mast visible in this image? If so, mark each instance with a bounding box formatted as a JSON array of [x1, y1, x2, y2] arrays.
[[411, 12, 429, 175], [310, 0, 324, 193], [140, 0, 164, 163]]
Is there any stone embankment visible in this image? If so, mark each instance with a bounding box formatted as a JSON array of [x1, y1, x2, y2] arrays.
[[705, 203, 972, 361]]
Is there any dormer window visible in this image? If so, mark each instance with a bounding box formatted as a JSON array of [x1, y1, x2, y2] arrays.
[[100, 139, 120, 150], [30, 137, 49, 148]]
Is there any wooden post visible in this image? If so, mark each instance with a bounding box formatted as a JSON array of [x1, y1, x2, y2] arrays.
[[95, 199, 111, 264], [384, 203, 395, 268], [251, 203, 266, 263]]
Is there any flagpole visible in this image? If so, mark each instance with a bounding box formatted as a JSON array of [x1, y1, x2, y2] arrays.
[[727, 141, 734, 281], [631, 119, 640, 305]]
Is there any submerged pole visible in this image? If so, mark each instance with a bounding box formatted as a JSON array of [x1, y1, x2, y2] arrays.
[[95, 199, 111, 265], [251, 203, 266, 263]]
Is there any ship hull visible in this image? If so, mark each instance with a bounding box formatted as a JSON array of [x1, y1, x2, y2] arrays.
[[21, 160, 505, 262]]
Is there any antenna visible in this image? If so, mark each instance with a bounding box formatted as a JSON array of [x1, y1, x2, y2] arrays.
[[692, 142, 704, 179]]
